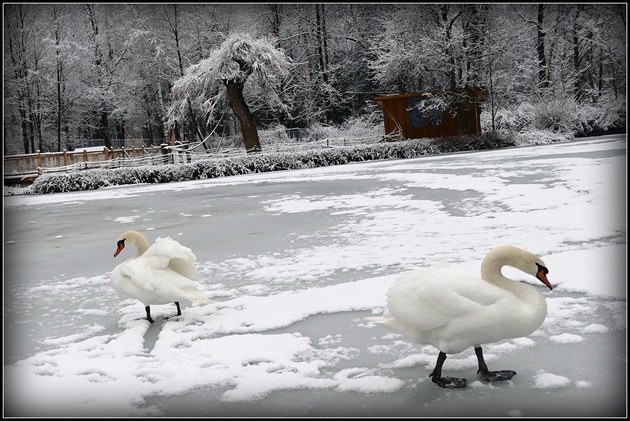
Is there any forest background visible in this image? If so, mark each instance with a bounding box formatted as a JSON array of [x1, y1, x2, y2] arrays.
[[3, 3, 627, 157]]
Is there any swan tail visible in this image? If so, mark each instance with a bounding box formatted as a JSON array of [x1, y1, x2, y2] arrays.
[[365, 314, 392, 326], [188, 291, 213, 304]]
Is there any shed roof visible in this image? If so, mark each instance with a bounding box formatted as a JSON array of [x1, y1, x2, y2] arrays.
[[374, 87, 486, 103]]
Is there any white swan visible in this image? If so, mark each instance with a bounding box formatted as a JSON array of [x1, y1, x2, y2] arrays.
[[368, 245, 553, 388], [111, 230, 212, 323]]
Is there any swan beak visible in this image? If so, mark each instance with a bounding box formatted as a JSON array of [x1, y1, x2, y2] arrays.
[[114, 240, 125, 257], [537, 270, 553, 290]]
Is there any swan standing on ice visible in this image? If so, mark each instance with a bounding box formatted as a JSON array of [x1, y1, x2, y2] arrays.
[[111, 230, 213, 323], [368, 245, 553, 388]]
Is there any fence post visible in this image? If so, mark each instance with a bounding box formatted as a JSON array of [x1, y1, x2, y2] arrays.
[[37, 150, 42, 169], [63, 149, 68, 166], [160, 143, 170, 164]]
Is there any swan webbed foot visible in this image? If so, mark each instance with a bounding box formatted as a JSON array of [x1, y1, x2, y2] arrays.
[[431, 375, 467, 388], [478, 369, 516, 382], [429, 351, 466, 388]]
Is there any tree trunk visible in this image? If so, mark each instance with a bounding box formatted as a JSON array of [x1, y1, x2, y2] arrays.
[[6, 5, 33, 153], [537, 4, 550, 91], [56, 55, 63, 151], [27, 97, 36, 153], [572, 20, 582, 101], [439, 5, 462, 91], [186, 96, 210, 150], [163, 4, 185, 77], [267, 4, 282, 39], [52, 5, 64, 152], [155, 66, 169, 144], [315, 4, 328, 85], [101, 110, 111, 149], [315, 4, 332, 123], [225, 80, 262, 153], [35, 85, 43, 152], [20, 110, 29, 154]]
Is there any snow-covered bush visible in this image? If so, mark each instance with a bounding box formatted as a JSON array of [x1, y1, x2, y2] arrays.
[[28, 127, 579, 195], [298, 119, 383, 144], [31, 139, 440, 194], [532, 95, 577, 133], [305, 123, 338, 142], [259, 124, 292, 145], [428, 131, 516, 153], [573, 96, 626, 137], [481, 102, 535, 133], [512, 129, 573, 146], [482, 96, 626, 138], [338, 116, 384, 140]]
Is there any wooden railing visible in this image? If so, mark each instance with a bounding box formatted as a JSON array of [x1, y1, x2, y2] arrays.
[[3, 135, 385, 187], [3, 145, 171, 187]]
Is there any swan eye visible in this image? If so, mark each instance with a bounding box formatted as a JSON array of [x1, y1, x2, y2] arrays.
[[536, 263, 549, 275]]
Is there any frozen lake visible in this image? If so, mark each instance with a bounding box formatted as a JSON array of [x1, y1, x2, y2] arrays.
[[3, 134, 626, 417]]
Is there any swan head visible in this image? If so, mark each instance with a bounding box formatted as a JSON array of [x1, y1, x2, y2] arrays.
[[534, 262, 552, 290], [114, 230, 147, 257], [483, 245, 553, 290]]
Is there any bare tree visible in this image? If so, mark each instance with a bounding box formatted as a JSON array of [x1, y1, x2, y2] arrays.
[[4, 4, 42, 154], [536, 4, 550, 92]]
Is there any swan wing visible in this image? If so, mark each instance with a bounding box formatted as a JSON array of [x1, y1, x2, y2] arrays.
[[386, 265, 511, 331], [143, 237, 201, 281], [111, 262, 156, 303], [114, 257, 211, 304]]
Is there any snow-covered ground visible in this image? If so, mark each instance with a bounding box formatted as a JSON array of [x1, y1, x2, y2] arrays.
[[3, 134, 626, 417]]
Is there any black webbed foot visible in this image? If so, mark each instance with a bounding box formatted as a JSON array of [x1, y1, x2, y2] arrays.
[[478, 369, 516, 382], [429, 351, 467, 388], [430, 375, 467, 388]]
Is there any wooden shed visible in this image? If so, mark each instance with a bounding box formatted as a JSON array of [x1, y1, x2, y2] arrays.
[[374, 87, 486, 141]]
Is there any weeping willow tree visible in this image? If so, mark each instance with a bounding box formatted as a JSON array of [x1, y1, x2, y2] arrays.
[[168, 33, 293, 153]]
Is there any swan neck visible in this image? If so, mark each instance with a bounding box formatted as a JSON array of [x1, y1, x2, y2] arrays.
[[134, 234, 150, 256], [480, 254, 543, 304], [480, 260, 510, 286], [481, 268, 516, 295]]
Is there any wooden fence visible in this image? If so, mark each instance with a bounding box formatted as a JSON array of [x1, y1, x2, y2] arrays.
[[3, 135, 384, 188], [3, 145, 173, 187]]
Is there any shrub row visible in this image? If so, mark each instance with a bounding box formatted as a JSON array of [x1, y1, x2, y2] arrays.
[[30, 133, 518, 194]]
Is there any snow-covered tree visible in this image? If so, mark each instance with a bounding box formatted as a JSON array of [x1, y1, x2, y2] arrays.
[[2, 4, 625, 156], [168, 32, 293, 153], [4, 4, 45, 154]]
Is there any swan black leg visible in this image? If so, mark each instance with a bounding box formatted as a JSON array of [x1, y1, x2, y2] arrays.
[[175, 302, 182, 316], [145, 306, 155, 323], [429, 351, 467, 388], [475, 346, 516, 381]]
